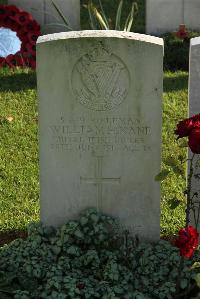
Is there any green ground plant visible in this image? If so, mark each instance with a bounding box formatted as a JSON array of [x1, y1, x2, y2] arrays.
[[0, 208, 199, 298]]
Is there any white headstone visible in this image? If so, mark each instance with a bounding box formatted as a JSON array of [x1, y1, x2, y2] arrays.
[[146, 0, 200, 35], [184, 0, 200, 32], [37, 31, 163, 241], [8, 0, 80, 33], [188, 37, 200, 231], [146, 0, 182, 35]]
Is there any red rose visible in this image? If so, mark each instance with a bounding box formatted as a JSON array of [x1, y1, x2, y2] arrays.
[[175, 118, 194, 138], [175, 114, 200, 139], [188, 128, 200, 154], [175, 226, 199, 258], [190, 113, 200, 124]]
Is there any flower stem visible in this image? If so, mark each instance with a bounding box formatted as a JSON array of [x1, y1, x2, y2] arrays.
[[185, 153, 195, 228]]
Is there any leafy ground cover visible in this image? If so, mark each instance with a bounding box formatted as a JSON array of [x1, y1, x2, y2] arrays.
[[0, 208, 199, 299], [0, 68, 188, 240]]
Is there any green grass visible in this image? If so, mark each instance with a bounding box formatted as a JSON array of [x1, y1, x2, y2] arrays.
[[0, 68, 189, 237], [0, 68, 39, 232]]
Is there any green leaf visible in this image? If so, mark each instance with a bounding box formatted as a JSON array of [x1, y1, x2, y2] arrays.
[[93, 7, 109, 30], [98, 0, 109, 28], [124, 2, 138, 32], [115, 0, 123, 31], [194, 273, 200, 288], [87, 0, 98, 29], [180, 278, 188, 289], [74, 229, 84, 239], [169, 198, 181, 209], [155, 169, 170, 181], [165, 157, 177, 167], [191, 262, 200, 269]]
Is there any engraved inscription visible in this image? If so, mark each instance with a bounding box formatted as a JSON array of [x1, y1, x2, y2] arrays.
[[71, 42, 130, 111], [49, 116, 152, 154], [81, 155, 121, 210]]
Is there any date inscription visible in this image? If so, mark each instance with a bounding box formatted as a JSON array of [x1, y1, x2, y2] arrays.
[[49, 116, 151, 154]]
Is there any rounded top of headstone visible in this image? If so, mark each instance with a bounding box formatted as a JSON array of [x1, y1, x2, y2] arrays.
[[37, 30, 163, 46], [190, 37, 200, 47]]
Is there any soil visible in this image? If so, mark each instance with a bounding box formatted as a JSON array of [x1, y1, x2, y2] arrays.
[[0, 230, 27, 247]]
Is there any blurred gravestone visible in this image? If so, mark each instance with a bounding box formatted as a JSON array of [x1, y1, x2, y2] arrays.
[[8, 0, 80, 33], [146, 0, 200, 35], [37, 30, 163, 241]]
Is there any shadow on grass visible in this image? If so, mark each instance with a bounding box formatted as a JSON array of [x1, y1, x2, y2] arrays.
[[164, 72, 188, 93], [0, 72, 36, 92]]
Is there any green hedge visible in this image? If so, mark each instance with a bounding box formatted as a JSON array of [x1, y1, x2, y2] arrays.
[[163, 32, 200, 71]]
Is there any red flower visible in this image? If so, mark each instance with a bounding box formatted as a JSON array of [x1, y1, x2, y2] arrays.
[[25, 20, 40, 32], [5, 53, 24, 67], [175, 118, 194, 138], [175, 226, 199, 258], [6, 5, 21, 17], [26, 43, 36, 56], [188, 129, 200, 154], [27, 32, 40, 44], [11, 11, 32, 25], [176, 24, 189, 40], [0, 4, 40, 70], [175, 114, 200, 139]]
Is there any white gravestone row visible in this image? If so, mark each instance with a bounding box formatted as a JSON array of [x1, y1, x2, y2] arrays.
[[146, 0, 200, 35], [8, 0, 80, 33], [189, 37, 200, 232], [37, 31, 163, 241]]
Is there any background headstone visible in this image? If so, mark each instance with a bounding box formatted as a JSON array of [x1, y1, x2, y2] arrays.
[[146, 0, 200, 35], [7, 0, 80, 33], [188, 37, 200, 232], [37, 31, 163, 241]]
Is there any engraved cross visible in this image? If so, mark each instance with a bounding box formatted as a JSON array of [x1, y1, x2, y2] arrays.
[[80, 156, 121, 210]]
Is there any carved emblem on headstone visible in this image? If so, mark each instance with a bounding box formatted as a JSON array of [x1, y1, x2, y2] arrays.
[[71, 43, 130, 111]]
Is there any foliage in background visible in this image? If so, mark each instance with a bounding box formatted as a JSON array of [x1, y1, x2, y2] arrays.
[[86, 0, 138, 31], [80, 0, 145, 33], [163, 31, 200, 71], [0, 208, 199, 299]]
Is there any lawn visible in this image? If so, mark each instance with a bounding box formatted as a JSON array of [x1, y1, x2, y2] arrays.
[[0, 67, 188, 238], [0, 0, 189, 240]]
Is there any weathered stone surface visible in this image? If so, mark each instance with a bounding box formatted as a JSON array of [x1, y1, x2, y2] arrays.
[[37, 31, 163, 241], [146, 0, 183, 35], [184, 0, 200, 31], [146, 0, 200, 35], [188, 37, 200, 231], [8, 0, 80, 33]]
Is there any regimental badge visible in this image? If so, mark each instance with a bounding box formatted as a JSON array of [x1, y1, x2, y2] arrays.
[[71, 42, 130, 111]]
